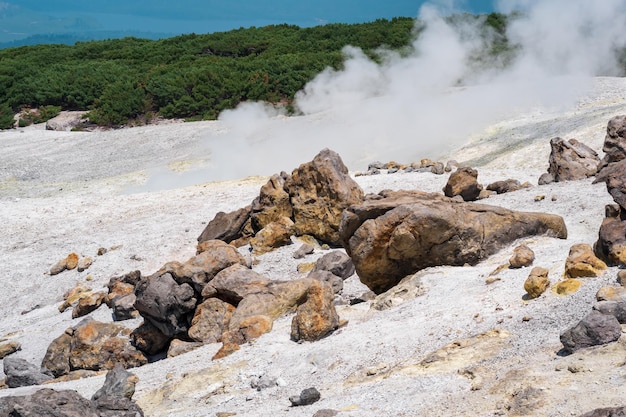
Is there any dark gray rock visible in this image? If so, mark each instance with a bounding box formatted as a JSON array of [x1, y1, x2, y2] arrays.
[[307, 270, 343, 294], [312, 251, 355, 279], [91, 365, 143, 417], [579, 406, 626, 417], [3, 357, 52, 388], [134, 273, 197, 338], [597, 115, 626, 175], [111, 293, 137, 321], [560, 310, 622, 354], [487, 179, 523, 194], [198, 205, 252, 245], [0, 389, 96, 417], [289, 387, 321, 406], [594, 300, 626, 324]]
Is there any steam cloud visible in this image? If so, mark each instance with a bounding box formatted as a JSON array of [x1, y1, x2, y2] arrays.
[[142, 0, 626, 189]]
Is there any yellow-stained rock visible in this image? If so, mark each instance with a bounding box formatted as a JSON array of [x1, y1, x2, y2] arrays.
[[524, 267, 550, 299], [565, 243, 607, 278], [552, 279, 583, 296]]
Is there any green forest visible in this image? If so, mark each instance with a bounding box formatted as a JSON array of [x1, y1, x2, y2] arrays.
[[0, 13, 511, 129]]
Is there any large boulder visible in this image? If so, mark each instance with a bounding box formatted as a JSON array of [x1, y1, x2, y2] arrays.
[[560, 310, 622, 354], [340, 190, 567, 294], [42, 319, 147, 378], [597, 115, 626, 175], [542, 137, 600, 183], [134, 273, 197, 338], [442, 167, 483, 201], [284, 148, 364, 246]]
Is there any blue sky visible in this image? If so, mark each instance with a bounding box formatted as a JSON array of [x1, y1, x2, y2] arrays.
[[0, 1, 500, 43]]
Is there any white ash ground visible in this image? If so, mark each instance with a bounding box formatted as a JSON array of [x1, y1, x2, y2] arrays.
[[0, 77, 625, 416]]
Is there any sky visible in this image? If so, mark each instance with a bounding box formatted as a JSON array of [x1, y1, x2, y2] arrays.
[[0, 0, 499, 43]]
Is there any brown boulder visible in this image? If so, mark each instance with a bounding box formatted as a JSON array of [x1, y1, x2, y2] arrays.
[[509, 244, 535, 269], [43, 319, 147, 377], [443, 167, 483, 201], [249, 216, 295, 255], [250, 172, 293, 231], [594, 205, 626, 266], [214, 315, 273, 359], [544, 137, 600, 183], [69, 320, 147, 372], [340, 190, 567, 294], [197, 205, 253, 246], [597, 115, 626, 175], [285, 148, 364, 246], [188, 298, 235, 344], [291, 280, 339, 342], [565, 243, 607, 278], [524, 267, 550, 299]]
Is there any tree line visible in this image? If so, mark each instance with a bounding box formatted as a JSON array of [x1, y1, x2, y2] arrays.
[[0, 14, 512, 129]]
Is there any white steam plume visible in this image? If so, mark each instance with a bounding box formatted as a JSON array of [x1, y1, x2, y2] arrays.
[[141, 0, 626, 190]]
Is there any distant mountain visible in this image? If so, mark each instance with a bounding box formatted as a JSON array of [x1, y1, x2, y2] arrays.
[[0, 31, 174, 49]]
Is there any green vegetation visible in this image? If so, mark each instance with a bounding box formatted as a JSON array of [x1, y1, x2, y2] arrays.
[[0, 14, 512, 128]]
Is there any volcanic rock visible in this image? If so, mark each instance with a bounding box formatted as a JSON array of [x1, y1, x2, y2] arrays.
[[594, 300, 626, 324], [579, 407, 626, 417], [77, 256, 93, 272], [134, 273, 196, 338], [3, 357, 52, 387], [129, 320, 171, 356], [307, 270, 343, 295], [284, 148, 364, 246], [524, 267, 550, 299], [250, 172, 293, 231], [293, 243, 314, 259], [560, 310, 622, 354], [443, 167, 483, 201], [594, 205, 626, 266], [311, 250, 355, 279], [543, 137, 600, 183], [59, 283, 94, 312], [72, 291, 106, 319], [596, 286, 626, 302], [509, 244, 535, 269], [289, 387, 321, 406], [160, 240, 247, 294], [487, 179, 524, 194], [166, 339, 203, 358], [188, 298, 235, 344], [0, 340, 20, 359], [565, 243, 607, 278], [552, 279, 583, 296], [201, 263, 271, 303], [291, 280, 339, 342], [340, 189, 567, 294], [50, 252, 80, 275], [197, 205, 253, 246], [597, 115, 626, 175], [249, 216, 295, 255]]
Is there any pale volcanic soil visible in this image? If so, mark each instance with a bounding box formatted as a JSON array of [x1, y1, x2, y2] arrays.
[[0, 77, 625, 416]]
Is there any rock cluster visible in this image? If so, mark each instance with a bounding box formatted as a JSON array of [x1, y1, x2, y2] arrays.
[[0, 364, 144, 416], [198, 148, 364, 249], [355, 159, 454, 176]]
